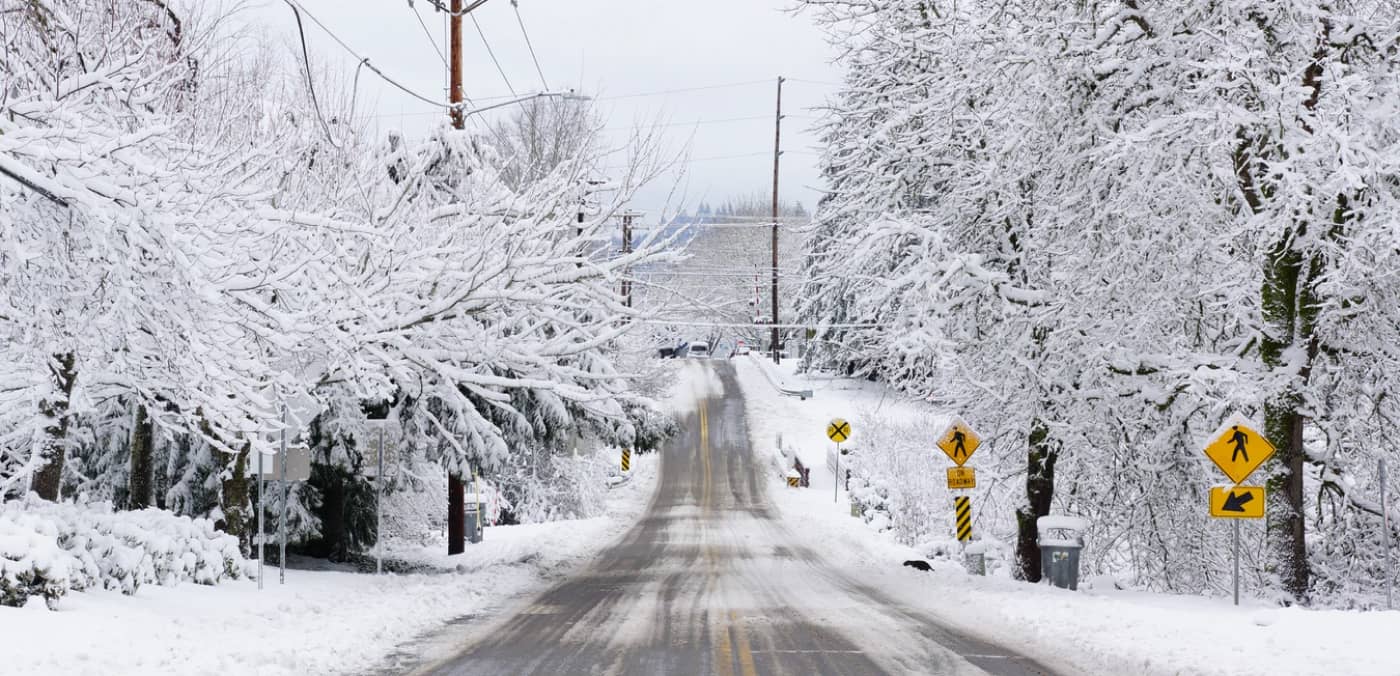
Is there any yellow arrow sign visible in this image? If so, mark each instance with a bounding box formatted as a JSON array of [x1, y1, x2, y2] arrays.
[[937, 417, 980, 466], [1210, 486, 1265, 519], [1203, 416, 1276, 484], [947, 467, 976, 490], [827, 418, 852, 444]]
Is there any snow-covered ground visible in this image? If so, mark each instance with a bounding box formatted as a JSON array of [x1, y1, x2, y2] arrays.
[[0, 453, 657, 676], [0, 359, 728, 676], [735, 356, 1400, 676]]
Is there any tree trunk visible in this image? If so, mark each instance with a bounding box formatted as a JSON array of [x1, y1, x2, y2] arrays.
[[29, 353, 77, 501], [1015, 417, 1058, 582], [127, 404, 155, 509], [1259, 230, 1316, 603], [218, 439, 253, 556]]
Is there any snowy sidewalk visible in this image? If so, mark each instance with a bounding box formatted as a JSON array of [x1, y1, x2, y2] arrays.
[[733, 359, 1400, 676]]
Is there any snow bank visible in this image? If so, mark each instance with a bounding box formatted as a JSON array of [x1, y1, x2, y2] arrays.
[[1, 498, 250, 609], [0, 453, 659, 676], [735, 359, 1400, 676]]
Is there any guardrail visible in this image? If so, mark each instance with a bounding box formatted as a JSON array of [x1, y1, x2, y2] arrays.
[[746, 354, 814, 400]]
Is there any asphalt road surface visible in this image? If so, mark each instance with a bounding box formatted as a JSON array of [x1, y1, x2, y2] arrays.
[[411, 363, 1058, 676]]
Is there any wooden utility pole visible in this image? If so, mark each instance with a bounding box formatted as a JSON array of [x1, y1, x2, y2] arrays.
[[446, 0, 466, 556], [770, 76, 784, 364]]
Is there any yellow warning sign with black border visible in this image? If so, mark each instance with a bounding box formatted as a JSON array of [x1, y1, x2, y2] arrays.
[[1210, 485, 1265, 519], [1202, 416, 1275, 485], [947, 467, 976, 490], [955, 496, 972, 542], [937, 418, 980, 467]]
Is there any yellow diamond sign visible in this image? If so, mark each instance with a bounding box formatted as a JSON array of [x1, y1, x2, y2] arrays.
[[937, 417, 980, 467], [1202, 416, 1276, 485]]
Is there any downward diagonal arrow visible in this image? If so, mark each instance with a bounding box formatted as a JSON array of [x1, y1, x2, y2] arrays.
[[1223, 491, 1255, 512]]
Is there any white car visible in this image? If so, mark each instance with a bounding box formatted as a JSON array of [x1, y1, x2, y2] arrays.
[[735, 343, 751, 356], [687, 342, 710, 358]]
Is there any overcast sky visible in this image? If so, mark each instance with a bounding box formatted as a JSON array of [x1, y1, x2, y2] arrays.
[[246, 0, 841, 216]]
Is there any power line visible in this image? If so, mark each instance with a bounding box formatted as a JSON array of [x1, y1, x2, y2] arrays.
[[470, 13, 517, 97], [595, 78, 773, 101], [511, 0, 548, 90], [285, 1, 341, 147], [350, 77, 834, 118], [408, 0, 448, 67], [283, 0, 454, 110]]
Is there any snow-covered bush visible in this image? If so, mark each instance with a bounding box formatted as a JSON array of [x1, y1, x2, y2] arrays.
[[0, 498, 251, 609]]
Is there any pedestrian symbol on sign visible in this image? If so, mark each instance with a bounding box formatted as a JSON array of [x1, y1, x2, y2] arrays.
[[951, 429, 969, 459], [1229, 426, 1249, 463]]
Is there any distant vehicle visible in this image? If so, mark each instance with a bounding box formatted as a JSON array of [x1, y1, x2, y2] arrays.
[[687, 342, 710, 358], [735, 344, 751, 356]]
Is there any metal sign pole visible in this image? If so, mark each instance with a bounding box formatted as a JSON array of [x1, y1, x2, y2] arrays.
[[257, 447, 264, 591], [834, 443, 839, 503], [1232, 519, 1240, 606], [279, 404, 288, 585], [376, 426, 384, 575], [1382, 458, 1392, 610]]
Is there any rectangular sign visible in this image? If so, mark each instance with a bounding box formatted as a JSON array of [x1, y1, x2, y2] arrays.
[[1209, 485, 1265, 519], [947, 467, 976, 490], [252, 445, 312, 482]]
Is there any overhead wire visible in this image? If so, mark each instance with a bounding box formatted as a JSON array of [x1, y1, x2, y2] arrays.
[[511, 0, 548, 90], [470, 12, 517, 97], [282, 0, 454, 110], [408, 0, 448, 66], [285, 1, 342, 148]]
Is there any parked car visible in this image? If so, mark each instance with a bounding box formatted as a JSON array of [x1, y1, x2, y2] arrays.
[[687, 342, 710, 358]]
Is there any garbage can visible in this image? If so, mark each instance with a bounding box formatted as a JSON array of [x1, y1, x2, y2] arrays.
[[1037, 515, 1088, 590], [465, 497, 486, 544]]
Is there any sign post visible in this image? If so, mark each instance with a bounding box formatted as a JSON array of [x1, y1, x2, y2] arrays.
[[937, 417, 981, 552], [1202, 414, 1275, 606], [376, 425, 385, 576], [257, 447, 264, 591], [1383, 458, 1392, 611], [279, 404, 288, 585], [826, 418, 851, 504]]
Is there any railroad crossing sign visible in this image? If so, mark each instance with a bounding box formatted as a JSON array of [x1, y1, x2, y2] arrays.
[[827, 418, 852, 444], [1203, 416, 1276, 484], [937, 417, 980, 467], [1210, 485, 1265, 519], [947, 467, 976, 490]]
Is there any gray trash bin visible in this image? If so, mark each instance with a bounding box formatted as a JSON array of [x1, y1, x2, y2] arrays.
[[1037, 515, 1088, 590]]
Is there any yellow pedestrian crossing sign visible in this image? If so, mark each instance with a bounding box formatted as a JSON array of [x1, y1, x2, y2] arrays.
[[1203, 416, 1275, 484], [937, 417, 980, 467], [827, 418, 852, 443]]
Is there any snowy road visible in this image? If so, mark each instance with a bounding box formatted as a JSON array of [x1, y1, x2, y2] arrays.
[[412, 363, 1055, 676]]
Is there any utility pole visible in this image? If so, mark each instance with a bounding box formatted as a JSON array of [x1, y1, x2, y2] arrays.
[[446, 0, 467, 557], [621, 212, 634, 311], [770, 76, 784, 364]]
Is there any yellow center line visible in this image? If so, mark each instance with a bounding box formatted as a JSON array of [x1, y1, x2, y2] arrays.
[[729, 610, 759, 676]]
